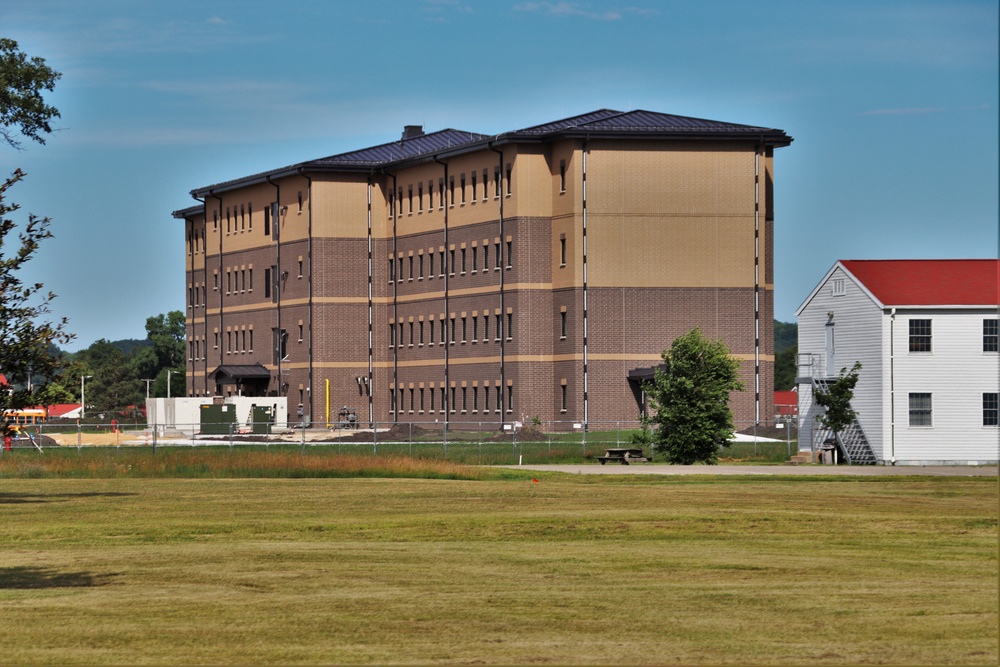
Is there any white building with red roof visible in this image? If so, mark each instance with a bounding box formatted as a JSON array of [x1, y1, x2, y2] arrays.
[[796, 259, 999, 465]]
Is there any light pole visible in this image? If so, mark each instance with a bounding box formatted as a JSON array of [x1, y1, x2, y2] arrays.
[[80, 375, 93, 419], [167, 370, 173, 399]]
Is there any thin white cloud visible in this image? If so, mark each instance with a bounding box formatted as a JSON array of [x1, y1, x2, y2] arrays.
[[859, 107, 947, 116], [513, 2, 653, 21]]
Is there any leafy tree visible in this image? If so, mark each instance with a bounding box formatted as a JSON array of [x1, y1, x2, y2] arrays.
[[774, 343, 797, 390], [77, 340, 141, 412], [0, 38, 61, 150], [814, 361, 862, 445], [0, 171, 72, 432], [774, 320, 797, 354], [0, 41, 67, 435], [643, 329, 744, 465]]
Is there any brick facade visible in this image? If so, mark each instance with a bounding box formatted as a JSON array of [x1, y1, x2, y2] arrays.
[[175, 110, 791, 428]]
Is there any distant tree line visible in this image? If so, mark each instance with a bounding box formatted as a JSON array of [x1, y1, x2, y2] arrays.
[[39, 311, 186, 416]]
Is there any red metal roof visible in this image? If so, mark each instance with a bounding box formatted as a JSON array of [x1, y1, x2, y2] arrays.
[[840, 259, 999, 307]]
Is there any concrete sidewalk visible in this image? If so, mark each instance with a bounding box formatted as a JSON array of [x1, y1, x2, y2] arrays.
[[500, 464, 998, 477]]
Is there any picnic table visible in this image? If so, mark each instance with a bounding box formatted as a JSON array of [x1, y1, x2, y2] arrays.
[[596, 447, 650, 465]]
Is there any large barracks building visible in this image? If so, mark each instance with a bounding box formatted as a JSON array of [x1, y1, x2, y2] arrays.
[[174, 109, 792, 428]]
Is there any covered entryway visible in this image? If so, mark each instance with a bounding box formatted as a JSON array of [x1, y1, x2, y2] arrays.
[[209, 364, 271, 397]]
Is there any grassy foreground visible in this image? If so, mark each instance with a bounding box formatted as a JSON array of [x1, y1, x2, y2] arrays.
[[0, 474, 996, 665]]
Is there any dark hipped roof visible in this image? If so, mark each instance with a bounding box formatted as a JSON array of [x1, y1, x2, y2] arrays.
[[182, 109, 792, 203]]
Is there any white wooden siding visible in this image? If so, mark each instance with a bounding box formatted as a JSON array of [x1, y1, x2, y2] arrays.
[[797, 266, 884, 455], [886, 309, 1000, 463]]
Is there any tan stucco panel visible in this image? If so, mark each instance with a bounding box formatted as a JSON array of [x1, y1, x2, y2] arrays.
[[587, 215, 756, 287]]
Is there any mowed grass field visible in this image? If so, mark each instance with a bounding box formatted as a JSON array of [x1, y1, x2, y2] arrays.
[[0, 462, 996, 664]]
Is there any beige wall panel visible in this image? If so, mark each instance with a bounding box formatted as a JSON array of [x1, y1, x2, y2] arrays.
[[586, 141, 756, 217], [586, 215, 755, 287], [311, 174, 370, 239], [506, 147, 552, 220]]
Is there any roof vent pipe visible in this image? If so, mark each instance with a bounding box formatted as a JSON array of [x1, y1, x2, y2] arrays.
[[402, 125, 424, 140]]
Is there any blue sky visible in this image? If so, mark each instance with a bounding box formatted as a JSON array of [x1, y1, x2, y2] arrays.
[[2, 0, 997, 351]]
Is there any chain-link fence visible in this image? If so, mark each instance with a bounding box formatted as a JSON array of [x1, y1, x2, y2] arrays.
[[5, 417, 798, 464]]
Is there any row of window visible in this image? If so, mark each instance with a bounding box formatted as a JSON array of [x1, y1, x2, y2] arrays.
[[389, 241, 511, 283], [390, 312, 513, 348], [908, 319, 998, 352], [908, 392, 999, 427], [391, 383, 514, 416], [389, 164, 512, 218]]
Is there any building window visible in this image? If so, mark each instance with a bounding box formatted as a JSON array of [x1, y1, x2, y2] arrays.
[[248, 268, 253, 291], [472, 317, 478, 341], [388, 258, 395, 283], [428, 180, 434, 209], [438, 179, 445, 209], [249, 329, 253, 352], [832, 278, 846, 296], [495, 242, 501, 270], [495, 314, 502, 341], [484, 386, 491, 412], [460, 174, 466, 204], [462, 386, 467, 412], [389, 324, 395, 348], [419, 388, 425, 413], [428, 252, 434, 278], [483, 244, 489, 271], [559, 160, 566, 192], [398, 257, 404, 282], [461, 248, 467, 274], [418, 183, 423, 212], [440, 319, 446, 344], [461, 317, 467, 343], [494, 166, 501, 197], [506, 313, 513, 341], [909, 319, 932, 352], [450, 387, 456, 413], [408, 322, 414, 346], [272, 328, 288, 364], [505, 163, 512, 195], [470, 172, 476, 203], [263, 268, 270, 299], [473, 386, 479, 412], [495, 386, 503, 413], [263, 205, 270, 236], [429, 387, 435, 412], [506, 240, 512, 269], [507, 385, 514, 413], [440, 250, 446, 277], [449, 249, 456, 276], [297, 191, 302, 214], [409, 256, 414, 281], [418, 254, 424, 279], [909, 393, 932, 427], [440, 387, 446, 413], [482, 169, 488, 200], [560, 238, 567, 266], [389, 191, 395, 218], [450, 317, 456, 344], [298, 323, 303, 342], [409, 388, 415, 413], [984, 319, 998, 352], [471, 247, 477, 273], [407, 186, 413, 215], [561, 384, 568, 412], [483, 315, 489, 342], [983, 393, 999, 426], [297, 260, 303, 279], [560, 311, 567, 339], [449, 176, 455, 206]]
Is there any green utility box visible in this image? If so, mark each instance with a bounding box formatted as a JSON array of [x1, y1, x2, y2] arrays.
[[250, 405, 274, 435], [200, 403, 237, 435]]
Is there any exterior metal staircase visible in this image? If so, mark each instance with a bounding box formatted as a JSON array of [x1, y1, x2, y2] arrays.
[[811, 378, 878, 465]]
